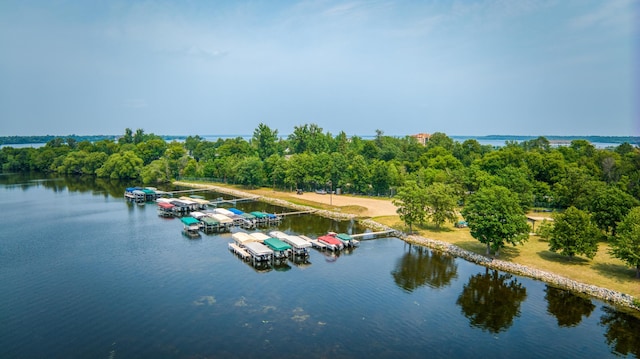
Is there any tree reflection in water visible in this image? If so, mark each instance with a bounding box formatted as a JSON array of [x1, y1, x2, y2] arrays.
[[456, 268, 527, 334], [599, 306, 640, 358], [391, 244, 458, 292], [544, 286, 595, 327]]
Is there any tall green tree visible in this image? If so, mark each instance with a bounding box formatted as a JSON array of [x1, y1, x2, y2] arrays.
[[461, 185, 529, 256], [424, 182, 458, 229], [235, 156, 265, 188], [588, 186, 638, 236], [549, 206, 599, 259], [252, 123, 279, 160], [393, 180, 427, 233], [96, 151, 143, 179], [609, 207, 640, 277]]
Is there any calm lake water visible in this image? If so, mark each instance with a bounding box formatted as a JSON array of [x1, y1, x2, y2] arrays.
[[1, 174, 639, 359]]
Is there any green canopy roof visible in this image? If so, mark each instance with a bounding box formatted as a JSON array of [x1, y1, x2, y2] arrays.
[[250, 211, 267, 219], [180, 217, 200, 226], [336, 233, 352, 241], [200, 217, 219, 225], [264, 237, 291, 251]]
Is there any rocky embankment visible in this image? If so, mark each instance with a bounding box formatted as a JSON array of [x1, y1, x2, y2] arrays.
[[174, 181, 640, 312]]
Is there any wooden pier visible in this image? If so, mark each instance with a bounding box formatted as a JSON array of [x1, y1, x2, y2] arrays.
[[350, 230, 398, 240], [163, 189, 210, 196], [209, 196, 260, 206], [279, 210, 317, 217], [299, 235, 327, 250], [228, 243, 251, 261]]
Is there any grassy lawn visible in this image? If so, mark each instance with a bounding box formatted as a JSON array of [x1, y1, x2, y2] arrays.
[[376, 215, 640, 298]]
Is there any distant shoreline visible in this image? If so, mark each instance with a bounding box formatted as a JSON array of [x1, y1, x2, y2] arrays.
[[2, 134, 638, 146]]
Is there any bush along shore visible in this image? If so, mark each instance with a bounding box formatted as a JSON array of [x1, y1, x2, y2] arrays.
[[174, 181, 640, 312]]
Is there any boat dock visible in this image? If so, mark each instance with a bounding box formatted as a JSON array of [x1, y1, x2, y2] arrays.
[[350, 230, 398, 240], [209, 196, 260, 206], [228, 242, 250, 261], [299, 235, 326, 250], [279, 210, 317, 217]]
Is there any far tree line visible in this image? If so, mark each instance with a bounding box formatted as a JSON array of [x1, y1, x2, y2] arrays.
[[2, 124, 639, 276]]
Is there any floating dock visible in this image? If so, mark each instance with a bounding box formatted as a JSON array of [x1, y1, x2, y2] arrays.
[[228, 242, 250, 261]]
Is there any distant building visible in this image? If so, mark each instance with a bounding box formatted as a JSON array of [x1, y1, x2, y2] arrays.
[[411, 133, 431, 146]]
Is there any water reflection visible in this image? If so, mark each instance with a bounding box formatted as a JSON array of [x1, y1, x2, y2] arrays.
[[600, 306, 640, 358], [544, 286, 595, 327], [391, 244, 458, 292], [456, 268, 527, 334]]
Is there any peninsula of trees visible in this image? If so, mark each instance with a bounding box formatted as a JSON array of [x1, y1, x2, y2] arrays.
[[2, 124, 639, 276]]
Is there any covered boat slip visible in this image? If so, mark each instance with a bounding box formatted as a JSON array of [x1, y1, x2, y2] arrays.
[[180, 216, 201, 238], [200, 216, 222, 232], [157, 202, 175, 217], [206, 213, 234, 230], [263, 237, 292, 259], [125, 187, 160, 203], [317, 234, 345, 251], [336, 233, 360, 247], [232, 232, 256, 246], [269, 231, 311, 256], [214, 208, 253, 228], [243, 242, 274, 262], [179, 196, 209, 209], [248, 232, 270, 243]]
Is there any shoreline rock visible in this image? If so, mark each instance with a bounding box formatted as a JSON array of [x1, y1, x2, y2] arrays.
[[174, 181, 640, 312]]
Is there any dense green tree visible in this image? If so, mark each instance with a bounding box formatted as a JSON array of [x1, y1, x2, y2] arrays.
[[133, 128, 146, 145], [288, 123, 330, 154], [285, 153, 313, 190], [393, 180, 427, 233], [494, 165, 534, 210], [426, 132, 454, 152], [217, 137, 254, 158], [370, 160, 392, 196], [264, 154, 287, 189], [252, 123, 279, 160], [609, 207, 640, 277], [118, 128, 134, 145], [96, 151, 143, 179], [345, 154, 370, 194], [136, 139, 167, 165], [140, 158, 171, 184], [553, 166, 594, 208], [57, 150, 88, 174], [461, 185, 529, 256], [184, 135, 203, 155], [588, 186, 638, 236], [424, 182, 458, 229], [521, 136, 550, 152], [549, 206, 599, 259], [453, 138, 488, 166], [235, 156, 264, 188]]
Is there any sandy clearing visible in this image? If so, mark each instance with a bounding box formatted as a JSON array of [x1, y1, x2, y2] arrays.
[[173, 181, 398, 218], [275, 191, 398, 217]]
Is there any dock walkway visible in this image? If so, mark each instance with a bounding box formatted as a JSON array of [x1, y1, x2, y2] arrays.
[[228, 242, 250, 261]]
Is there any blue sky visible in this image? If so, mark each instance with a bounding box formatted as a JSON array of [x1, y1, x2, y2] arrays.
[[0, 0, 637, 137]]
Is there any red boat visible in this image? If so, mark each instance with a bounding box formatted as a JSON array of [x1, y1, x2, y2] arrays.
[[317, 233, 344, 251]]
